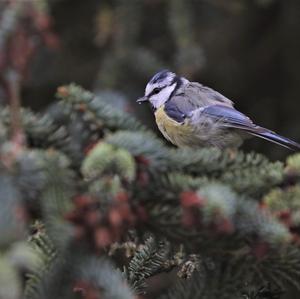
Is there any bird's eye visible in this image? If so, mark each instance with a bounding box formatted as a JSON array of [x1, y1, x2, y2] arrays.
[[152, 88, 161, 94]]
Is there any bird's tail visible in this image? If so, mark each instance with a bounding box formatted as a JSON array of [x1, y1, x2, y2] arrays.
[[250, 128, 300, 151]]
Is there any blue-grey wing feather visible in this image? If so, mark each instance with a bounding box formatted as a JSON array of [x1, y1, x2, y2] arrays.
[[190, 104, 300, 150], [197, 105, 258, 130], [164, 100, 186, 123], [165, 82, 233, 122]]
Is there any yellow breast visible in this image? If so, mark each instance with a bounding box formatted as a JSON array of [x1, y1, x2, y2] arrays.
[[154, 105, 193, 147]]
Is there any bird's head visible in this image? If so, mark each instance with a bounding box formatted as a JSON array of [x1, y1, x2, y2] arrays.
[[137, 70, 187, 109]]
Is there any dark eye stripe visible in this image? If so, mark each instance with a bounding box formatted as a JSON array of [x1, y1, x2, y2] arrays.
[[148, 87, 161, 97]]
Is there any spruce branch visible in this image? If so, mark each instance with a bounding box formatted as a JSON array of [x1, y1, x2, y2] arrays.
[[26, 243, 134, 299], [0, 107, 73, 161], [158, 255, 287, 299], [285, 153, 300, 176], [124, 236, 170, 295], [241, 283, 284, 299], [141, 183, 291, 253], [0, 254, 22, 299], [24, 225, 57, 299], [263, 185, 300, 236], [105, 130, 169, 170], [56, 84, 145, 133], [252, 246, 300, 290], [170, 148, 284, 197], [74, 256, 134, 299], [0, 172, 26, 247], [82, 142, 136, 183]]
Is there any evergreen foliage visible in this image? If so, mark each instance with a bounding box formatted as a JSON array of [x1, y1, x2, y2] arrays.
[[1, 84, 300, 299], [124, 236, 170, 295]]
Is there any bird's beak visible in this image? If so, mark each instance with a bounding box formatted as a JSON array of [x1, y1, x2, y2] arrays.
[[136, 96, 148, 104]]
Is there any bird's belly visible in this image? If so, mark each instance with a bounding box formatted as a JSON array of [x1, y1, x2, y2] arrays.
[[154, 106, 194, 147], [154, 106, 244, 148]]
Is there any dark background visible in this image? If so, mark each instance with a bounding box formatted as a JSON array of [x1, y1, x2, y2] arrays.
[[18, 0, 300, 159]]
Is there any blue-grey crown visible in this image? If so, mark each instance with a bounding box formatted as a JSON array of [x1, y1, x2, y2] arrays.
[[149, 70, 174, 84]]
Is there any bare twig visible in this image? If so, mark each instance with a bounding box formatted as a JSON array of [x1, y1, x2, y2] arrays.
[[6, 69, 25, 146]]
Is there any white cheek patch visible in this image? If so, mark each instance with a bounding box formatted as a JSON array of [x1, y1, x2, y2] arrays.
[[150, 83, 177, 108]]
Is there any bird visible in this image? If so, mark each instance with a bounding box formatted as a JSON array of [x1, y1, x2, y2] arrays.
[[137, 70, 300, 150]]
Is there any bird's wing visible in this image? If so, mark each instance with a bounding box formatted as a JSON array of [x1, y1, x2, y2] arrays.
[[164, 83, 233, 122], [190, 104, 258, 131], [190, 104, 300, 150]]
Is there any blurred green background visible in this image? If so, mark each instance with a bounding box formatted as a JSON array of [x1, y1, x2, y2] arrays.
[[6, 0, 300, 159]]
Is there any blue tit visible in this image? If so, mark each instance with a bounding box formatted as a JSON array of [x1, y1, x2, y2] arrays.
[[137, 70, 300, 150]]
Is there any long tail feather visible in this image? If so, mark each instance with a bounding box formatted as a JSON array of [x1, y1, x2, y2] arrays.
[[250, 129, 300, 151]]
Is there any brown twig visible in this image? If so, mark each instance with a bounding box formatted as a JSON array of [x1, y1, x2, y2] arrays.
[[6, 69, 25, 146], [0, 68, 27, 170]]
